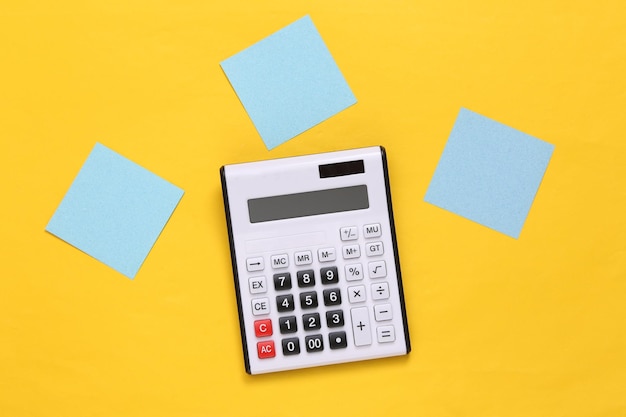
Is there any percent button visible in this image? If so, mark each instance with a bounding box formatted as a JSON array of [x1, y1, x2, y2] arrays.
[[344, 263, 363, 282]]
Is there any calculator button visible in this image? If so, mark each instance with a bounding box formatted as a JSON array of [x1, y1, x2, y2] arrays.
[[329, 331, 348, 349], [270, 253, 289, 269], [342, 244, 361, 259], [348, 285, 366, 304], [254, 319, 273, 337], [305, 334, 324, 352], [297, 270, 315, 287], [340, 226, 358, 241], [251, 297, 270, 316], [377, 325, 396, 343], [302, 313, 321, 331], [371, 282, 390, 300], [323, 288, 342, 306], [374, 304, 393, 321], [257, 340, 275, 359], [365, 242, 384, 257], [320, 266, 339, 284], [368, 261, 387, 279], [299, 291, 318, 309], [345, 263, 364, 281], [364, 223, 382, 238], [279, 316, 298, 334], [248, 276, 267, 294], [326, 310, 344, 328], [318, 247, 336, 262], [276, 294, 295, 312], [294, 250, 313, 266], [350, 307, 372, 346], [246, 257, 264, 272], [273, 272, 292, 291], [282, 337, 300, 355]]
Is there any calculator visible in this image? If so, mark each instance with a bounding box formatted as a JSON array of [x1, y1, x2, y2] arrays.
[[220, 146, 410, 374]]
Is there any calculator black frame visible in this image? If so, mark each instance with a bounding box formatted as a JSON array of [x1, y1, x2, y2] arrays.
[[220, 146, 411, 374]]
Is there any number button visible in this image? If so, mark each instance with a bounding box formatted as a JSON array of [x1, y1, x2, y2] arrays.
[[279, 316, 298, 334], [320, 266, 339, 284], [273, 272, 292, 291], [323, 288, 342, 306], [305, 334, 324, 352], [276, 294, 295, 312], [302, 313, 321, 331], [299, 291, 318, 309], [297, 270, 315, 287], [326, 310, 344, 328], [282, 337, 300, 355], [329, 331, 348, 349]]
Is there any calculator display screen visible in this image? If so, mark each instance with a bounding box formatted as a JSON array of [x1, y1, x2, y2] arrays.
[[248, 185, 369, 223]]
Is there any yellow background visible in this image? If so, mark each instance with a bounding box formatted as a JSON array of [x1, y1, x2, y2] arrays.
[[2, 1, 625, 416]]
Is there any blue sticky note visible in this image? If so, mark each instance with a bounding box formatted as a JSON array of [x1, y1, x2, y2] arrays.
[[220, 15, 357, 150], [46, 143, 184, 279], [424, 108, 554, 238]]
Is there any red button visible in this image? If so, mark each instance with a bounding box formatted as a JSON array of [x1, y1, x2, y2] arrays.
[[257, 340, 275, 359], [254, 319, 273, 337]]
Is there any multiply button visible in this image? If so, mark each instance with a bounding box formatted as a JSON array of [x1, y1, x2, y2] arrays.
[[348, 285, 366, 303]]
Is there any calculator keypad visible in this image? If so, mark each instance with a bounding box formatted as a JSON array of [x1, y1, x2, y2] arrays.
[[246, 223, 404, 363]]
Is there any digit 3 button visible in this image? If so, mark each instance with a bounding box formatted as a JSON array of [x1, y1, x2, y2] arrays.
[[329, 331, 348, 349]]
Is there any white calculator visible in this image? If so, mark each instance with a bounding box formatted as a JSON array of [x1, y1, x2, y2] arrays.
[[220, 146, 410, 374]]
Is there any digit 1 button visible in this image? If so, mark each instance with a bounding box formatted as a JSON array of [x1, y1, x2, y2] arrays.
[[257, 340, 275, 359], [279, 316, 298, 334], [254, 319, 273, 337]]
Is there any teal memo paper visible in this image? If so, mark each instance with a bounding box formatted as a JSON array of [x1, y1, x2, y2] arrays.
[[220, 15, 357, 150], [424, 108, 554, 239], [46, 143, 184, 279]]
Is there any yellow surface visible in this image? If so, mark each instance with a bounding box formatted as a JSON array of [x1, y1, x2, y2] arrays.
[[1, 1, 625, 416]]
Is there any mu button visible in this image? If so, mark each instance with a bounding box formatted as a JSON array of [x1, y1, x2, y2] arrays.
[[254, 319, 273, 337], [257, 340, 276, 359]]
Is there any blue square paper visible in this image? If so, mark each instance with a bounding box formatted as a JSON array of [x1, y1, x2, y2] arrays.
[[220, 15, 357, 150], [424, 108, 554, 238], [46, 143, 184, 279]]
